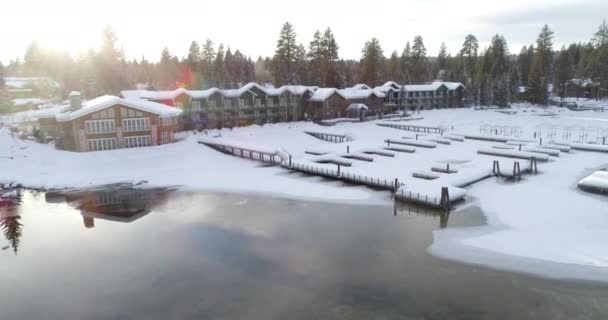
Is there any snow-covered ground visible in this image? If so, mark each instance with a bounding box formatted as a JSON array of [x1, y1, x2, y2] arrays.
[[1, 105, 608, 281]]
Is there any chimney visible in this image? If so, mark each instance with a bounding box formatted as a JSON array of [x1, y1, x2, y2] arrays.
[[69, 91, 82, 111]]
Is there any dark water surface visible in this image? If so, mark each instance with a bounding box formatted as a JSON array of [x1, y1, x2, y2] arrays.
[[1, 189, 607, 320]]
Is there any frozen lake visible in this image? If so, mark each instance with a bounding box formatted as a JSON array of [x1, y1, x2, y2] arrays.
[[1, 189, 608, 319]]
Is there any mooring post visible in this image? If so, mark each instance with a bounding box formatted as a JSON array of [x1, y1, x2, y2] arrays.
[[388, 140, 391, 146], [337, 164, 341, 176], [540, 137, 543, 145], [289, 155, 292, 167], [440, 187, 450, 210], [519, 144, 522, 151], [416, 134, 419, 140], [447, 163, 450, 173], [604, 136, 606, 145], [347, 145, 350, 153], [394, 178, 399, 191], [534, 132, 537, 139]]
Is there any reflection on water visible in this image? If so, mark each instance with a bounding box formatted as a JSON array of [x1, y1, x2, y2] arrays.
[[0, 190, 22, 254], [1, 190, 607, 319], [45, 186, 173, 228]]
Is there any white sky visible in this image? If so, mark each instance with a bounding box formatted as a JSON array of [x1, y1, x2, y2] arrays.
[[1, 0, 606, 64]]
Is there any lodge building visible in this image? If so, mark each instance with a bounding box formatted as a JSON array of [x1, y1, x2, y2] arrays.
[[53, 92, 182, 152], [119, 80, 466, 125]]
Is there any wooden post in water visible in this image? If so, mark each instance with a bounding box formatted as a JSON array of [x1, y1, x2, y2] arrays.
[[289, 155, 292, 167], [440, 187, 450, 210], [337, 164, 341, 176], [347, 145, 350, 153]]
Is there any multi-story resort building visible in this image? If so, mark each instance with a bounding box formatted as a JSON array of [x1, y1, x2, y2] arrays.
[[120, 80, 465, 126], [52, 92, 182, 152]]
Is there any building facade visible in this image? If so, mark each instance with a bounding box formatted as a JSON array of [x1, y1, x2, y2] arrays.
[[55, 93, 181, 152]]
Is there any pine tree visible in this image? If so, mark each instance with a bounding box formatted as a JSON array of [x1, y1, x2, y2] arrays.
[[322, 28, 341, 87], [213, 44, 227, 87], [307, 30, 324, 85], [518, 45, 532, 87], [97, 25, 126, 95], [1, 216, 22, 255], [23, 40, 44, 76], [359, 38, 385, 85], [201, 39, 216, 88], [591, 19, 608, 98], [489, 35, 510, 107], [273, 22, 298, 84], [400, 41, 412, 83], [158, 46, 179, 89], [435, 42, 448, 80], [555, 47, 573, 100], [224, 48, 235, 87], [528, 25, 554, 105], [459, 34, 479, 101], [411, 36, 428, 83], [386, 51, 400, 81], [186, 41, 201, 70]]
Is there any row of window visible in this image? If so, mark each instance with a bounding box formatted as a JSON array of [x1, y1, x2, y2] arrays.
[[160, 131, 173, 144], [124, 135, 152, 148], [85, 119, 116, 134], [122, 118, 150, 132], [87, 138, 117, 151], [160, 117, 178, 126]]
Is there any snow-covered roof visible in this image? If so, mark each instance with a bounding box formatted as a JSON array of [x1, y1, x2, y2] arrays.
[[120, 88, 187, 101], [402, 81, 464, 92], [221, 82, 266, 98], [34, 104, 70, 119], [338, 88, 385, 100], [309, 88, 385, 102], [346, 103, 369, 111], [265, 85, 318, 96], [309, 88, 340, 102], [350, 84, 371, 90], [56, 96, 182, 122], [188, 88, 221, 99]]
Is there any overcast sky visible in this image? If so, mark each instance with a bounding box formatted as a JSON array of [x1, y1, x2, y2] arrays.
[[1, 0, 606, 64]]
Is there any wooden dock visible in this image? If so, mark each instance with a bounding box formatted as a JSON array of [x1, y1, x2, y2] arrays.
[[378, 123, 444, 134], [304, 131, 351, 143], [198, 140, 281, 165]]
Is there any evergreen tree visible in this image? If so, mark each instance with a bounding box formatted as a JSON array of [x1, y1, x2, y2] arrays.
[[400, 41, 412, 83], [97, 25, 127, 94], [411, 36, 428, 83], [555, 47, 573, 100], [273, 22, 298, 84], [322, 28, 341, 87], [591, 19, 608, 97], [201, 39, 216, 88], [186, 41, 201, 70], [459, 34, 479, 101], [1, 216, 22, 255], [528, 25, 554, 105], [307, 30, 324, 85], [359, 38, 385, 85], [213, 44, 227, 87], [386, 51, 401, 81], [23, 41, 44, 76], [518, 45, 533, 87], [435, 42, 448, 80]]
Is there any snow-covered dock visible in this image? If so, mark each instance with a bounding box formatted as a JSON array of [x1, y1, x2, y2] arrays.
[[478, 148, 550, 161], [377, 123, 444, 134], [198, 137, 282, 165], [385, 138, 436, 148], [578, 170, 608, 194], [304, 131, 351, 143]]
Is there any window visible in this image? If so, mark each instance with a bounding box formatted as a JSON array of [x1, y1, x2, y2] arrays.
[[192, 100, 201, 112], [160, 131, 173, 144], [122, 118, 150, 132], [87, 138, 117, 151], [208, 100, 216, 108], [85, 119, 116, 134], [160, 117, 177, 126], [124, 135, 152, 148]]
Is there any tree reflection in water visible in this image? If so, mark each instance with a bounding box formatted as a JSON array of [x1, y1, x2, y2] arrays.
[[0, 190, 23, 255]]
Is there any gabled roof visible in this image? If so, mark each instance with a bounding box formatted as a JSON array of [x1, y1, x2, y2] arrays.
[[309, 88, 385, 102], [265, 85, 318, 96], [188, 88, 221, 99], [56, 96, 182, 122], [350, 83, 371, 90], [221, 82, 267, 98], [402, 81, 465, 92], [309, 88, 340, 102], [338, 88, 385, 100]]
